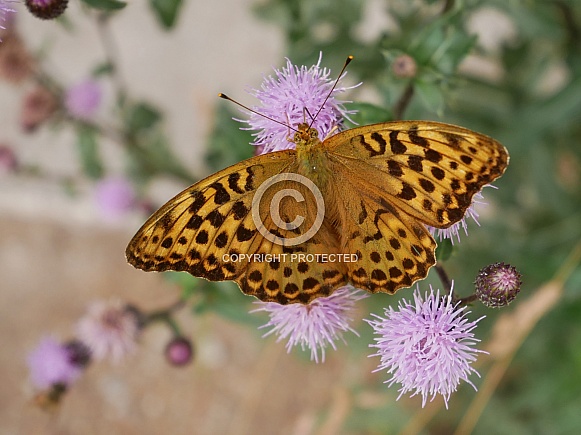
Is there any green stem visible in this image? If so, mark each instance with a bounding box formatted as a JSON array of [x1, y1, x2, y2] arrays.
[[143, 299, 186, 336], [95, 13, 127, 101]]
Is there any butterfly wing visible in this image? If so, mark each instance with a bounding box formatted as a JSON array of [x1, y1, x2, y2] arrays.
[[325, 121, 509, 228], [323, 121, 508, 294], [235, 170, 348, 304], [126, 152, 348, 304]]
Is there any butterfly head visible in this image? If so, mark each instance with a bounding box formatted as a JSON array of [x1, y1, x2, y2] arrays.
[[293, 122, 321, 150]]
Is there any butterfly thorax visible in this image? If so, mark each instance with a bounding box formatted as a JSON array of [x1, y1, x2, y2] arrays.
[[294, 123, 332, 185]]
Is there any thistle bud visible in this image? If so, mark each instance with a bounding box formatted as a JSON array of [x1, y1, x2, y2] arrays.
[[165, 337, 194, 367], [64, 340, 92, 368], [475, 262, 522, 308], [25, 0, 68, 20], [392, 54, 417, 78]]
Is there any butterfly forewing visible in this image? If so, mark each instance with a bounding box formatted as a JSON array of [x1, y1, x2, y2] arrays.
[[126, 151, 349, 304], [325, 121, 509, 229], [125, 152, 295, 281]]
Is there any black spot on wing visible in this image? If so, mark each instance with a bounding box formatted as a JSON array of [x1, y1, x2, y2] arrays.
[[228, 172, 245, 194], [210, 182, 231, 205], [389, 131, 407, 154], [408, 125, 429, 147]]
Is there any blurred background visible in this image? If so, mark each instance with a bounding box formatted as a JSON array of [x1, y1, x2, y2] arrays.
[[1, 0, 581, 434]]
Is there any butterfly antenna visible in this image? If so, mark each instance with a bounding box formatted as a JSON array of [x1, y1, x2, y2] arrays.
[[309, 55, 354, 129], [218, 93, 298, 133]]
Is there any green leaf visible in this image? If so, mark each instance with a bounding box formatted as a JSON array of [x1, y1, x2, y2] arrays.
[[435, 238, 454, 262], [91, 62, 115, 77], [346, 102, 393, 126], [414, 78, 445, 115], [134, 132, 196, 184], [148, 0, 184, 29], [206, 104, 254, 172], [126, 102, 162, 133], [76, 127, 104, 179], [80, 0, 127, 11]]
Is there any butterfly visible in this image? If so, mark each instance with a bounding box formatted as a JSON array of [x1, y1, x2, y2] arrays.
[[126, 118, 509, 305]]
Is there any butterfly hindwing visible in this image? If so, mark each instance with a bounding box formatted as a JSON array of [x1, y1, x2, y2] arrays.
[[233, 165, 348, 304], [324, 163, 436, 294]]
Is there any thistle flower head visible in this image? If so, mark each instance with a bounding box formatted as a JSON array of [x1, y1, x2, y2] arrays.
[[76, 299, 141, 363], [20, 86, 57, 132], [0, 1, 16, 38], [25, 0, 68, 20], [94, 176, 136, 220], [475, 262, 522, 308], [0, 35, 33, 83], [251, 286, 368, 363], [0, 144, 17, 174], [237, 53, 358, 154], [65, 79, 102, 120], [27, 337, 83, 389], [367, 285, 485, 408]]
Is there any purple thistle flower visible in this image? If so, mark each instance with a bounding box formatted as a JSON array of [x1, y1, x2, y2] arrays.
[[237, 53, 359, 154], [94, 176, 136, 220], [65, 79, 102, 120], [0, 1, 16, 38], [0, 144, 17, 174], [27, 337, 83, 389], [251, 286, 368, 363], [76, 299, 140, 363], [367, 285, 485, 408]]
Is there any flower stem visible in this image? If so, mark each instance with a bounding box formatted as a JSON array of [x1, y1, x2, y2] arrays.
[[95, 13, 127, 101], [144, 299, 186, 336], [434, 264, 453, 294], [393, 83, 414, 120]]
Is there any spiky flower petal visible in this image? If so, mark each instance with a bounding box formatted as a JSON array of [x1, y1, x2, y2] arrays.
[[252, 286, 368, 363], [94, 176, 136, 220], [238, 53, 358, 154], [0, 1, 16, 39], [428, 190, 489, 244], [76, 299, 141, 363], [367, 285, 485, 408], [27, 337, 83, 389], [65, 79, 102, 120]]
